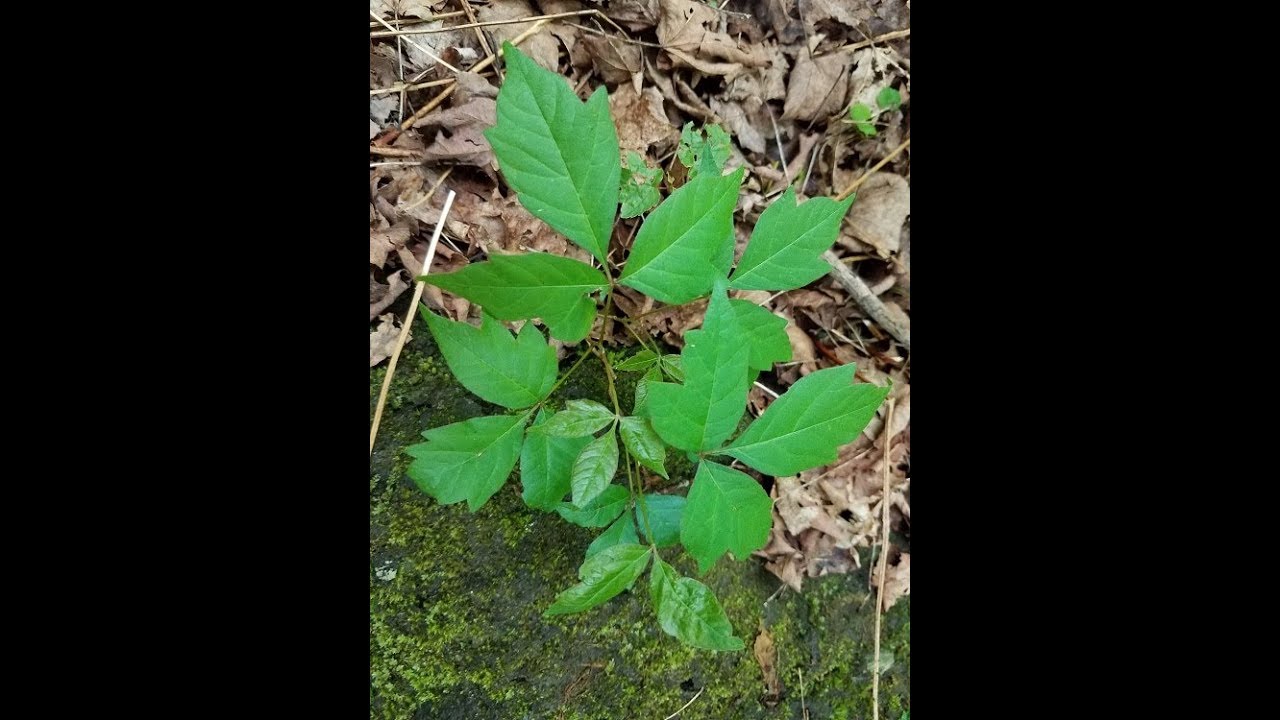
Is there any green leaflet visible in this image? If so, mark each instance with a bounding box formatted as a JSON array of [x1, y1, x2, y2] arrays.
[[619, 151, 663, 218], [420, 308, 557, 409], [545, 544, 652, 616], [677, 122, 731, 181], [521, 409, 592, 510], [405, 413, 529, 512], [615, 349, 658, 372], [537, 399, 616, 438], [680, 462, 772, 573], [650, 558, 743, 651], [659, 355, 684, 382], [729, 187, 856, 291], [636, 494, 685, 547], [571, 428, 619, 507], [618, 168, 745, 304], [849, 103, 877, 136], [484, 43, 619, 264], [877, 86, 902, 111], [647, 284, 749, 452], [727, 299, 792, 377], [619, 416, 668, 479], [422, 252, 606, 342], [585, 512, 639, 560], [632, 366, 662, 417], [555, 484, 629, 528], [725, 364, 890, 476]]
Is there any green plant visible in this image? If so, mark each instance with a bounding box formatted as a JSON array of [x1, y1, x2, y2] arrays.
[[405, 43, 889, 651], [848, 85, 903, 136]]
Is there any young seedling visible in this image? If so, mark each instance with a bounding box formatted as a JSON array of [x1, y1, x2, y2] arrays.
[[405, 43, 889, 651], [848, 85, 904, 136]]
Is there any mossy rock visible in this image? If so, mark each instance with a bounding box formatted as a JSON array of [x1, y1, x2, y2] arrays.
[[371, 327, 910, 719]]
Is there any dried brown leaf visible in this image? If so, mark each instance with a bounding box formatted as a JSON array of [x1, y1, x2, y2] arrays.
[[754, 623, 781, 701], [782, 52, 852, 122], [583, 34, 642, 90], [416, 98, 498, 167], [709, 98, 766, 155], [479, 0, 560, 71], [844, 173, 909, 256], [657, 0, 770, 76], [370, 270, 411, 321], [874, 552, 910, 610], [609, 84, 678, 155], [370, 1, 437, 20], [453, 71, 498, 104], [370, 312, 407, 367], [370, 223, 411, 267], [599, 0, 660, 31]]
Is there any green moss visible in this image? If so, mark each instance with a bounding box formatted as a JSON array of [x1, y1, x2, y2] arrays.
[[370, 331, 909, 719]]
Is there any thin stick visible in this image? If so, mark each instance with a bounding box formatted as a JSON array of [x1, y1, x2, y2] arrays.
[[369, 12, 466, 28], [835, 137, 910, 201], [823, 250, 909, 350], [399, 19, 548, 131], [370, 9, 595, 37], [370, 190, 458, 455], [370, 11, 462, 74], [400, 167, 453, 214], [801, 139, 822, 193], [825, 28, 911, 56], [767, 103, 788, 181], [662, 687, 705, 720], [370, 161, 425, 168], [372, 74, 491, 96], [800, 668, 809, 720], [458, 0, 494, 65], [753, 381, 779, 399], [871, 397, 897, 720], [369, 146, 422, 158]]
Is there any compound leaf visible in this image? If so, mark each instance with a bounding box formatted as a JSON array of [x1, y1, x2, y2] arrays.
[[537, 399, 616, 438], [421, 309, 557, 409], [680, 461, 772, 573], [650, 557, 744, 650], [484, 43, 619, 263], [725, 364, 890, 476], [422, 252, 606, 342], [728, 187, 856, 291], [571, 428, 619, 507], [727, 299, 792, 377], [636, 494, 686, 547], [405, 413, 528, 512], [521, 409, 592, 510], [555, 484, 629, 528], [647, 283, 749, 452], [545, 544, 651, 616], [618, 168, 744, 304], [619, 416, 668, 479], [585, 512, 639, 560]]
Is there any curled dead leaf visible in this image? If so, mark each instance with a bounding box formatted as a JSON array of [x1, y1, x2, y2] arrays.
[[370, 313, 407, 367], [370, 270, 411, 321], [754, 623, 781, 702], [657, 0, 770, 76]]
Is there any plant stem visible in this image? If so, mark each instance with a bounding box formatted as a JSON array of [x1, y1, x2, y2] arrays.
[[618, 316, 661, 355], [539, 346, 593, 405], [627, 454, 657, 550]]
